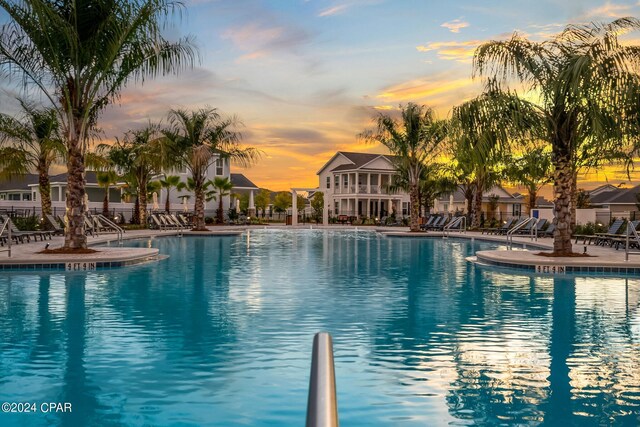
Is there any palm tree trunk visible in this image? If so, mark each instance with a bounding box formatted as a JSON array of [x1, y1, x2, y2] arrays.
[[133, 197, 140, 224], [465, 189, 473, 224], [37, 157, 52, 216], [165, 189, 171, 213], [102, 186, 109, 217], [552, 148, 573, 255], [409, 183, 420, 232], [63, 140, 87, 249], [217, 196, 224, 224], [472, 179, 483, 228], [570, 170, 577, 234], [138, 174, 148, 226], [193, 185, 206, 231]]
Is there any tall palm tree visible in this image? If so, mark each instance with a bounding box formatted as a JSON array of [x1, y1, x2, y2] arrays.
[[360, 103, 447, 232], [388, 162, 456, 217], [159, 175, 182, 213], [0, 100, 64, 215], [0, 0, 197, 249], [162, 108, 259, 231], [474, 18, 640, 255], [103, 124, 165, 225], [211, 177, 233, 224], [96, 171, 119, 217]]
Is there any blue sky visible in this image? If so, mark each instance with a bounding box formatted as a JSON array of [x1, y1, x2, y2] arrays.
[[2, 0, 640, 189]]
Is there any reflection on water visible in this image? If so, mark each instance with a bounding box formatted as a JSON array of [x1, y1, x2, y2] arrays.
[[0, 231, 639, 426]]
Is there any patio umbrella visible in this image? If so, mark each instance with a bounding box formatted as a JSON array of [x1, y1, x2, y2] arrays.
[[449, 194, 454, 213], [83, 193, 89, 213], [152, 192, 159, 211], [182, 197, 188, 212], [236, 198, 241, 213]]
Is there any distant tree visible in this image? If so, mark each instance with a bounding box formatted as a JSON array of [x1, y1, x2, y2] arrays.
[[161, 108, 259, 230], [160, 175, 182, 213], [296, 194, 306, 213], [255, 189, 271, 218], [504, 147, 553, 214], [576, 189, 591, 209], [273, 192, 292, 213], [0, 101, 64, 215], [487, 194, 500, 220], [311, 192, 324, 223], [360, 103, 447, 231], [211, 177, 233, 224], [239, 193, 249, 213], [96, 171, 119, 217]]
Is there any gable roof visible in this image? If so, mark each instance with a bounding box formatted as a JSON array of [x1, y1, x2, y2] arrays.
[[317, 151, 400, 175], [0, 174, 39, 192], [589, 186, 624, 204], [437, 185, 517, 203], [230, 173, 258, 189], [599, 184, 640, 205]]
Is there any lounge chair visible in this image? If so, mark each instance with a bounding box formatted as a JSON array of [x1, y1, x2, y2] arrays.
[[84, 215, 96, 236], [427, 216, 447, 230], [610, 220, 640, 250], [150, 214, 164, 230], [482, 218, 515, 235], [541, 223, 555, 237], [0, 215, 40, 243], [420, 215, 437, 230], [44, 214, 65, 236], [178, 214, 191, 227], [574, 219, 624, 245]]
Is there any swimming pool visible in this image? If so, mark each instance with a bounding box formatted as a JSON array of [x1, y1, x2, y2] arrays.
[[1, 230, 639, 426]]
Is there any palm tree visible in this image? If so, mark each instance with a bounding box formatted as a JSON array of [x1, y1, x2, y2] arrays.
[[159, 175, 181, 213], [504, 147, 553, 214], [0, 100, 64, 215], [474, 18, 640, 255], [360, 103, 447, 232], [450, 84, 536, 228], [162, 108, 259, 231], [388, 162, 456, 217], [96, 171, 119, 217], [103, 125, 164, 225], [211, 177, 233, 224], [0, 0, 197, 249]]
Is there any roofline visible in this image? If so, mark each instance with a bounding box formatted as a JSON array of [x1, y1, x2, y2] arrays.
[[316, 152, 353, 175], [358, 155, 393, 169]]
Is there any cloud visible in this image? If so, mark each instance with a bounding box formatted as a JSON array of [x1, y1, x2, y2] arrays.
[[221, 20, 311, 60], [585, 1, 635, 18], [318, 4, 348, 17], [416, 39, 483, 62], [441, 19, 469, 33]]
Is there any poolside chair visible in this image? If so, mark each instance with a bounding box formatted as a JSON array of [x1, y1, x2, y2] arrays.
[[0, 215, 39, 243], [178, 214, 192, 227], [83, 215, 96, 236], [483, 218, 514, 235], [169, 214, 186, 229], [159, 213, 180, 229], [609, 220, 640, 250], [574, 219, 624, 245], [420, 215, 437, 230], [514, 217, 544, 235], [427, 216, 447, 230], [541, 223, 555, 238], [44, 214, 65, 236], [150, 214, 164, 230]]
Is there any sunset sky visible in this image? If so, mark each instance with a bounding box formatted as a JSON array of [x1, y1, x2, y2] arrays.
[[3, 0, 640, 191]]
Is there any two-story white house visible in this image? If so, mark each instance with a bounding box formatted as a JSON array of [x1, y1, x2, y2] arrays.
[[317, 152, 410, 219]]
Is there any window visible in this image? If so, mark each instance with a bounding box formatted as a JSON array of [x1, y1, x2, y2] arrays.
[[402, 202, 408, 216], [513, 204, 522, 217], [326, 176, 331, 189], [215, 158, 224, 176], [334, 175, 339, 188], [343, 175, 348, 188], [334, 201, 339, 214]]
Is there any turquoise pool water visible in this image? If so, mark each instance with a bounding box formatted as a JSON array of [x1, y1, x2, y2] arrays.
[[1, 230, 639, 426]]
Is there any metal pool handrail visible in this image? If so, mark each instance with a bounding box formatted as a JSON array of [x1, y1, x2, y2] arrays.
[[0, 217, 12, 257], [506, 217, 537, 250], [443, 216, 466, 237], [306, 332, 339, 427], [625, 221, 640, 261], [96, 214, 124, 245]]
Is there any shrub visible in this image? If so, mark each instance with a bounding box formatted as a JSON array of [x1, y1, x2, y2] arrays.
[[13, 215, 40, 231], [204, 216, 214, 224]]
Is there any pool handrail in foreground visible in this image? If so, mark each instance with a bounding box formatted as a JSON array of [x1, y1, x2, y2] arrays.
[[0, 217, 11, 257], [306, 332, 339, 427]]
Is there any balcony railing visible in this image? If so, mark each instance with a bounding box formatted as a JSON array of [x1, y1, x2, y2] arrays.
[[331, 185, 389, 195]]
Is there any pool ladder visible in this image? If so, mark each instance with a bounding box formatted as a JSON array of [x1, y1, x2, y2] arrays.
[[306, 332, 339, 427]]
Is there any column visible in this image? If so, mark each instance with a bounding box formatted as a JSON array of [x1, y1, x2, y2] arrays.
[[58, 186, 62, 202], [367, 173, 371, 193], [355, 172, 359, 194], [291, 190, 298, 226], [323, 193, 329, 225], [248, 190, 255, 217]]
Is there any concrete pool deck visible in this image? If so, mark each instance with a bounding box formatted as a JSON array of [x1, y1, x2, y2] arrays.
[[0, 228, 243, 270], [382, 229, 640, 274]]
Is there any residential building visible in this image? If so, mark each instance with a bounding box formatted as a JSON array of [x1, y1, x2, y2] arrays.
[[434, 185, 525, 219], [317, 152, 410, 219]]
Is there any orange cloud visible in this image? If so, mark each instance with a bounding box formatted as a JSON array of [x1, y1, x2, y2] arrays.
[[441, 19, 469, 33], [377, 76, 477, 106], [585, 1, 636, 18], [416, 40, 482, 62]]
